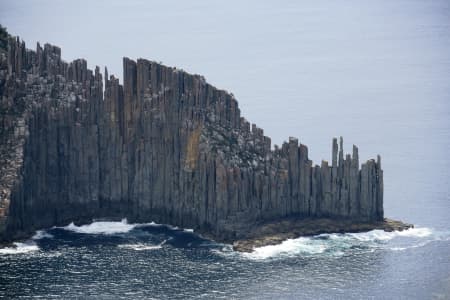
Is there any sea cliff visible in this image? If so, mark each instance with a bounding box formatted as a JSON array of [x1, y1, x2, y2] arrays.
[[0, 32, 411, 250]]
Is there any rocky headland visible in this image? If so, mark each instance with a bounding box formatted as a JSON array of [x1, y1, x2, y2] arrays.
[[0, 28, 412, 252]]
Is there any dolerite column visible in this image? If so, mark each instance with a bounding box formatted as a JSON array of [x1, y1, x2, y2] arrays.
[[99, 75, 124, 210], [349, 145, 360, 218], [7, 37, 25, 78], [34, 42, 43, 75], [360, 161, 371, 221], [123, 58, 137, 136], [123, 58, 138, 217], [340, 153, 351, 216], [310, 165, 320, 215], [376, 155, 384, 220], [288, 137, 299, 214], [331, 138, 339, 216], [136, 59, 150, 103], [320, 160, 332, 216], [332, 138, 338, 167], [368, 159, 377, 220], [299, 143, 311, 215]]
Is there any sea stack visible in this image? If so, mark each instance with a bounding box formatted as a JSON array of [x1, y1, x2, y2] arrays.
[[0, 33, 411, 250]]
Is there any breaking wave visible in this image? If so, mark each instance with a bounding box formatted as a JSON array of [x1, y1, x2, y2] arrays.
[[3, 220, 446, 260], [0, 229, 53, 255], [240, 227, 449, 260], [118, 239, 167, 251], [62, 219, 137, 235], [0, 241, 39, 255], [32, 230, 54, 240], [59, 219, 194, 236], [0, 229, 54, 255], [243, 237, 328, 260], [342, 227, 433, 241]]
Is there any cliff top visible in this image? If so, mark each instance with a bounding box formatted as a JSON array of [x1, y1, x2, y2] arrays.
[[0, 25, 9, 53]]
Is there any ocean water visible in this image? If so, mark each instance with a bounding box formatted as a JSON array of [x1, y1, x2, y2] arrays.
[[1, 0, 450, 299], [1, 221, 450, 299]]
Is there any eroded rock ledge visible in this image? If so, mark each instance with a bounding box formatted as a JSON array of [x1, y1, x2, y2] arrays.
[[227, 218, 413, 252], [0, 30, 411, 246]]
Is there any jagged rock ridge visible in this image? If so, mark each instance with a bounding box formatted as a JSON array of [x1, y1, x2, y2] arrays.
[[0, 35, 384, 243]]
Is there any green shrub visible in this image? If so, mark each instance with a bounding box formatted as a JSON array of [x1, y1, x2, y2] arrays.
[[0, 24, 9, 52]]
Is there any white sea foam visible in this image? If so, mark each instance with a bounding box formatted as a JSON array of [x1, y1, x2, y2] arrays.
[[396, 227, 433, 238], [240, 227, 444, 260], [322, 227, 433, 243], [143, 221, 175, 228], [59, 218, 194, 235], [63, 218, 136, 235], [243, 237, 328, 260], [389, 240, 433, 251], [0, 229, 53, 255], [118, 239, 167, 251], [118, 243, 162, 251], [32, 230, 54, 240], [0, 242, 39, 255]]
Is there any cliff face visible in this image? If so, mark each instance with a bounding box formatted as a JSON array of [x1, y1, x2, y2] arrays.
[[0, 36, 383, 242]]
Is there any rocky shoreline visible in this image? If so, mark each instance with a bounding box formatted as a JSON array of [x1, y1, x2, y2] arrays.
[[229, 218, 413, 252], [0, 217, 413, 253]]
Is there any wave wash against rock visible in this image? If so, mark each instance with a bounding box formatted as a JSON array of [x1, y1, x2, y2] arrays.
[[0, 34, 384, 244]]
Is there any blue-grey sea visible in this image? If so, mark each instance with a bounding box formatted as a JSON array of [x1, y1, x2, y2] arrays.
[[1, 1, 449, 299]]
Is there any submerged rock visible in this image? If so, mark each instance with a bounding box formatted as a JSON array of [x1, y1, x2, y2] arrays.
[[0, 31, 408, 246]]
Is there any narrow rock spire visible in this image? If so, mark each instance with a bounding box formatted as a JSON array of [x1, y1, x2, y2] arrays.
[[332, 137, 338, 168], [104, 66, 109, 89]]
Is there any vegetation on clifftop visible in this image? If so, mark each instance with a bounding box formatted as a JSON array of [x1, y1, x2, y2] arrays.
[[0, 25, 9, 53]]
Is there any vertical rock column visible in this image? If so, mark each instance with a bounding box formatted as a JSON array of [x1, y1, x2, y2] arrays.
[[288, 137, 299, 214], [299, 144, 311, 215]]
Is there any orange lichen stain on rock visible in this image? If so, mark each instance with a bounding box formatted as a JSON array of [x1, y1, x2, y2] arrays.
[[185, 126, 202, 170], [279, 169, 289, 180]]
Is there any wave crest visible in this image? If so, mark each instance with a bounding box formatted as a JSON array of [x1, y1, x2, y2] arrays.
[[63, 219, 136, 235], [118, 239, 167, 251], [0, 242, 39, 255], [240, 227, 447, 260], [243, 237, 327, 260], [32, 230, 54, 240]]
